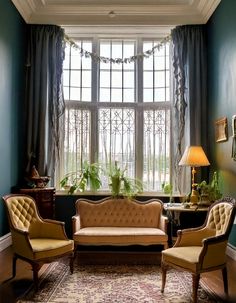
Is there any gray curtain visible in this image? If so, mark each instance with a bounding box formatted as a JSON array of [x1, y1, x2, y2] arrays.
[[171, 25, 208, 194], [24, 25, 65, 181]]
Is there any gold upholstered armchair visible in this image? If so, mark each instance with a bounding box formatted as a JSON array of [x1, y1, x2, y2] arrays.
[[161, 197, 236, 303], [2, 194, 74, 289]]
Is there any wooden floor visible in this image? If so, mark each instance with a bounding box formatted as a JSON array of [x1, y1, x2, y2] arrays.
[[0, 246, 236, 303]]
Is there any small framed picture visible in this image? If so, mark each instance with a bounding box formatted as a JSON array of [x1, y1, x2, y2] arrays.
[[215, 117, 228, 142]]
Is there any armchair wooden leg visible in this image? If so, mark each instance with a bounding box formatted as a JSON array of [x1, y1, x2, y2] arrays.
[[161, 262, 167, 293], [222, 266, 228, 295], [192, 273, 200, 303], [12, 254, 17, 278], [32, 263, 40, 291]]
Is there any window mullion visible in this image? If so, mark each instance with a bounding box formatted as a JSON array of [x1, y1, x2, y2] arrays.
[[136, 38, 143, 182], [91, 37, 98, 163]]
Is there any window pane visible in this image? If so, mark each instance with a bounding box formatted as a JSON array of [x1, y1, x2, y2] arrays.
[[82, 88, 91, 101], [112, 71, 122, 88], [71, 48, 81, 70], [98, 108, 135, 187], [63, 70, 70, 86], [143, 57, 153, 70], [155, 88, 165, 102], [64, 45, 70, 69], [63, 109, 90, 175], [143, 71, 153, 88], [112, 41, 122, 70], [143, 89, 153, 102], [124, 71, 134, 88], [143, 41, 170, 103], [71, 71, 80, 87], [123, 89, 134, 102], [64, 87, 69, 100], [155, 71, 165, 87], [82, 71, 91, 88], [82, 57, 91, 70], [63, 40, 92, 102], [100, 88, 110, 101], [154, 56, 165, 70], [70, 87, 80, 100], [143, 109, 170, 191], [111, 89, 122, 102], [123, 42, 135, 70], [99, 39, 136, 103], [100, 71, 110, 88]]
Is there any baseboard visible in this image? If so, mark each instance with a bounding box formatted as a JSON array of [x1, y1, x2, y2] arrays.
[[0, 233, 12, 252], [226, 243, 236, 260]]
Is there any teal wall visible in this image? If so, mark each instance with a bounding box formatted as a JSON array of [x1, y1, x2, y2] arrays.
[[207, 0, 236, 247], [0, 1, 26, 236]]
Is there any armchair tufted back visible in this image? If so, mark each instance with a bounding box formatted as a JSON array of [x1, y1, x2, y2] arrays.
[[206, 197, 236, 236], [76, 197, 163, 228], [3, 195, 41, 231]]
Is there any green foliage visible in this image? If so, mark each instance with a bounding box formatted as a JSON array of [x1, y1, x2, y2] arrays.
[[162, 182, 173, 203], [60, 161, 101, 194], [197, 171, 222, 202], [60, 160, 143, 197], [162, 182, 173, 195], [108, 161, 143, 198]]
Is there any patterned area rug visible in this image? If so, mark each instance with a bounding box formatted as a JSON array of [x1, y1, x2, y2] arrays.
[[17, 261, 222, 303]]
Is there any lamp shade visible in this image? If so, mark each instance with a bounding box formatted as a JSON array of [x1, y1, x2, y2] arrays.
[[179, 146, 210, 167]]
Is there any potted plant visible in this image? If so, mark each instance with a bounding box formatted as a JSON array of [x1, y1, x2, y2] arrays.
[[197, 171, 222, 204], [60, 161, 102, 194], [162, 182, 173, 204], [108, 161, 143, 198]]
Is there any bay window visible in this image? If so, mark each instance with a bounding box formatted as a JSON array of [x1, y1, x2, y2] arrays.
[[59, 37, 171, 192]]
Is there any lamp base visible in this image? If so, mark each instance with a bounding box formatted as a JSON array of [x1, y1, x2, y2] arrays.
[[190, 188, 199, 204]]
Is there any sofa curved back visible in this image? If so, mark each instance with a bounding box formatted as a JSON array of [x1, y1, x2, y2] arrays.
[[75, 197, 164, 228]]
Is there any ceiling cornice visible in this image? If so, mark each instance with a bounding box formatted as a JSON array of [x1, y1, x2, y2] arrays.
[[11, 0, 221, 28]]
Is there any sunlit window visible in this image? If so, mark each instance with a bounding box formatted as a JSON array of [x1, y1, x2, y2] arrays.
[[59, 38, 171, 192]]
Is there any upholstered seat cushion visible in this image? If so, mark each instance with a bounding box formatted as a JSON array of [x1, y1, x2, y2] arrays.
[[74, 227, 168, 245], [29, 238, 74, 260], [162, 246, 202, 271]]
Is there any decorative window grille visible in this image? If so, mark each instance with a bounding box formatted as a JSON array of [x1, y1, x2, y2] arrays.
[[59, 38, 171, 192]]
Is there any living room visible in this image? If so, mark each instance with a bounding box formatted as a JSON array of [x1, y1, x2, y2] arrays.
[[0, 0, 236, 302]]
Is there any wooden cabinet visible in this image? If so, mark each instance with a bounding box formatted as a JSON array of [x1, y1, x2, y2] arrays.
[[18, 187, 55, 219]]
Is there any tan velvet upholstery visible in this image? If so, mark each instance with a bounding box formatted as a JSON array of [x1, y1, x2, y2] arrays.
[[2, 194, 74, 289], [161, 197, 236, 303], [72, 197, 168, 252]]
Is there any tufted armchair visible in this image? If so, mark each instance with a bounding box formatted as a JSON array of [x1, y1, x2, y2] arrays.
[[2, 194, 74, 289], [161, 197, 236, 303]]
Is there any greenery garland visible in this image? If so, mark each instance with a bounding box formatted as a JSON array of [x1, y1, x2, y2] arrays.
[[64, 34, 171, 64]]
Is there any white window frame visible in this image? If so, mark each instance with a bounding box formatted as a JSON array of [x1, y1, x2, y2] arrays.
[[57, 34, 173, 193]]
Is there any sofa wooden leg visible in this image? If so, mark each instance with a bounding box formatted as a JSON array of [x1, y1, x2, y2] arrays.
[[70, 252, 74, 274], [222, 266, 228, 295], [161, 262, 167, 293], [192, 273, 200, 303]]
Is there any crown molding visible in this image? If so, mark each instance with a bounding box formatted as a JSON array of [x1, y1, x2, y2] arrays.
[[63, 25, 173, 38], [11, 0, 221, 26]]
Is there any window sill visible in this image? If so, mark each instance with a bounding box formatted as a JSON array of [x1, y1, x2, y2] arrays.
[[55, 189, 184, 199]]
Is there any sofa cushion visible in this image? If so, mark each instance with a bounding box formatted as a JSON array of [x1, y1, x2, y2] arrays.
[[74, 227, 168, 246], [29, 238, 74, 260]]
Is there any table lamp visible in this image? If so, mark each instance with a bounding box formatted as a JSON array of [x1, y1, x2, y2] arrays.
[[179, 146, 210, 204]]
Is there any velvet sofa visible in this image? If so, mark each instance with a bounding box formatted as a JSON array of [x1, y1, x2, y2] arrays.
[[72, 197, 168, 251]]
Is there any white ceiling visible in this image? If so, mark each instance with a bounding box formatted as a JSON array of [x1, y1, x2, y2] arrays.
[[11, 0, 221, 36]]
